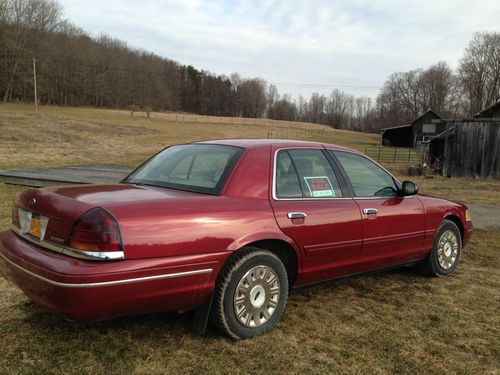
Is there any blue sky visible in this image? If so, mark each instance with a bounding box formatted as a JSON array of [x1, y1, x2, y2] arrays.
[[60, 0, 500, 99]]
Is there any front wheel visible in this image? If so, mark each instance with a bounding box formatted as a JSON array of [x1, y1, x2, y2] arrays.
[[210, 248, 288, 339], [420, 219, 462, 277]]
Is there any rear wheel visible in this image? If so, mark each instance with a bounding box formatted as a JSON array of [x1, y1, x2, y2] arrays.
[[420, 219, 462, 277], [210, 248, 288, 339]]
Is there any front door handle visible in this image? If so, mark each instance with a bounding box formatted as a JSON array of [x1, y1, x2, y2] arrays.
[[362, 208, 378, 215], [287, 212, 307, 219]]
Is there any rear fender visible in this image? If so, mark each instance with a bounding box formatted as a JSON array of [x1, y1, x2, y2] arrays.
[[226, 231, 303, 277]]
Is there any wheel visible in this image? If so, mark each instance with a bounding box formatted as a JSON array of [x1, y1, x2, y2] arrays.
[[210, 248, 288, 339], [420, 219, 462, 277]]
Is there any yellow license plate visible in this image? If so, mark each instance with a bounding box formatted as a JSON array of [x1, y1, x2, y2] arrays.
[[28, 216, 41, 238]]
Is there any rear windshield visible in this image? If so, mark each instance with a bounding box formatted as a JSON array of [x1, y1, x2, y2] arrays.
[[124, 144, 243, 194]]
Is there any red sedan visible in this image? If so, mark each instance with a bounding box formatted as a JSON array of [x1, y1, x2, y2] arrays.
[[0, 140, 472, 339]]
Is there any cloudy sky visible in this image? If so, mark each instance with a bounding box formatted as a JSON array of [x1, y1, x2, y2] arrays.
[[60, 0, 500, 99]]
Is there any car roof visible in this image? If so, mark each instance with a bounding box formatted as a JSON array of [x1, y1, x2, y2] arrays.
[[196, 139, 359, 153]]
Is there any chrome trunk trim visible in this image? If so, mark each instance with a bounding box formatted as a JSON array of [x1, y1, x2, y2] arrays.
[[10, 225, 125, 261]]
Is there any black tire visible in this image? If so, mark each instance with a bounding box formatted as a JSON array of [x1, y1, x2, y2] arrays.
[[419, 219, 462, 277], [210, 247, 288, 339]]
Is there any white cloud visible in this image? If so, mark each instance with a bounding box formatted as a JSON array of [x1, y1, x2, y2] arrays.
[[59, 0, 500, 99]]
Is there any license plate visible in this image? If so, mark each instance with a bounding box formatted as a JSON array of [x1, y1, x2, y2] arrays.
[[28, 215, 42, 238]]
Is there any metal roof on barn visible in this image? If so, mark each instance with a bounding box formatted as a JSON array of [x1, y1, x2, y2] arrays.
[[410, 110, 442, 125], [472, 99, 500, 119], [380, 123, 412, 131]]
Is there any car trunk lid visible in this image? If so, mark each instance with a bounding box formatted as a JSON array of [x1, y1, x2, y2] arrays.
[[13, 183, 201, 246]]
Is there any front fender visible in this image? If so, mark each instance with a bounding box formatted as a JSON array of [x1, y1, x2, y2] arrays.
[[418, 196, 472, 249]]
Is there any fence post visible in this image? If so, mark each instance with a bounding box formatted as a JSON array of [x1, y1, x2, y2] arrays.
[[393, 147, 397, 162], [408, 147, 411, 162], [378, 147, 381, 162]]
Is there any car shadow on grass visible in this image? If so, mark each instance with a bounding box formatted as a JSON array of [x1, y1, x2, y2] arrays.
[[19, 302, 193, 334], [15, 264, 425, 341]]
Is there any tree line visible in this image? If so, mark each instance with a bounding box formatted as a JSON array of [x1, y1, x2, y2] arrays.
[[1, 0, 499, 132]]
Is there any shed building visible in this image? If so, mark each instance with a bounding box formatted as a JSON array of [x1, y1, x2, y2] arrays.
[[380, 124, 413, 147], [472, 98, 500, 119], [381, 110, 443, 147], [427, 100, 500, 179]]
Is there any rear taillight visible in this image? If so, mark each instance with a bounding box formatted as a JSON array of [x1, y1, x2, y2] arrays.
[[69, 208, 122, 253], [12, 204, 20, 228]]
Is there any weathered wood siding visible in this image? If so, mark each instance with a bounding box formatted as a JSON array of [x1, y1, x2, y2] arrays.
[[412, 111, 443, 145], [442, 122, 500, 179]]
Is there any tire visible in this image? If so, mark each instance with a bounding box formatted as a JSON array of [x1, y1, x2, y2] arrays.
[[419, 219, 462, 277], [210, 247, 288, 339]]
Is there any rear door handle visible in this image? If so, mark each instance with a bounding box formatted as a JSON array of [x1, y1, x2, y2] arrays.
[[287, 212, 307, 219], [362, 208, 378, 215]]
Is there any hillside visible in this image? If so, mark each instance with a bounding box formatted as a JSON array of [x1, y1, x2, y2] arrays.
[[0, 103, 379, 170]]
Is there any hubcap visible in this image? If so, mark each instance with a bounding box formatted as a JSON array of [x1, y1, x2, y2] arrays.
[[233, 265, 280, 328], [437, 230, 459, 270]]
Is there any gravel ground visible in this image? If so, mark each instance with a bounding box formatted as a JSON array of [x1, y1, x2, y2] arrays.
[[467, 203, 500, 230]]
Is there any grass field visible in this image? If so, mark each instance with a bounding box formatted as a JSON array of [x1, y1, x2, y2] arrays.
[[0, 103, 377, 169], [0, 104, 499, 374]]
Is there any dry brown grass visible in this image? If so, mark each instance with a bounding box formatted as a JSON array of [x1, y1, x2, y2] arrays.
[[0, 104, 499, 374], [0, 103, 378, 169], [385, 163, 500, 205]]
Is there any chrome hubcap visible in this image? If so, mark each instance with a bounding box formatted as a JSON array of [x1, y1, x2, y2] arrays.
[[249, 285, 266, 308], [234, 265, 280, 328], [437, 230, 459, 270]]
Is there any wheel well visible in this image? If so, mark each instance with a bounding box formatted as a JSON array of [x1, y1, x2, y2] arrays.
[[444, 215, 464, 243], [243, 239, 299, 288]]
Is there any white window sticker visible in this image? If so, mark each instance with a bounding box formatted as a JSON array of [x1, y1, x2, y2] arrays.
[[304, 176, 335, 197]]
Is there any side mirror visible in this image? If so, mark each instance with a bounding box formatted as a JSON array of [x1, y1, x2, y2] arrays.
[[402, 181, 419, 196]]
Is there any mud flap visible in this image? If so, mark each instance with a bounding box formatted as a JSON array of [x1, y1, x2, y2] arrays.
[[191, 293, 213, 335]]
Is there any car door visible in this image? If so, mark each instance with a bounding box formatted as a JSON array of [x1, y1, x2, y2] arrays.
[[330, 150, 426, 272], [270, 146, 363, 285]]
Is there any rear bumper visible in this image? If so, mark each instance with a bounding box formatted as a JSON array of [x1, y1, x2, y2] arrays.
[[0, 230, 224, 321]]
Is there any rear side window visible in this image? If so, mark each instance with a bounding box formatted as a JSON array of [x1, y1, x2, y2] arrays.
[[275, 149, 343, 199], [125, 144, 243, 194], [332, 151, 398, 197]]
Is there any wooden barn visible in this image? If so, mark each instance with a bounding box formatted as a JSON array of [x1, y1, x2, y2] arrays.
[[381, 110, 444, 147], [380, 124, 413, 147], [472, 99, 500, 118], [427, 100, 500, 179]]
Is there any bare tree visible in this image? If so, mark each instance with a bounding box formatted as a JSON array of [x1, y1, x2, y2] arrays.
[[295, 95, 307, 121], [353, 96, 372, 131], [0, 1, 9, 23], [266, 84, 279, 117], [307, 93, 326, 123], [268, 94, 297, 121], [324, 89, 353, 129], [458, 31, 500, 114], [419, 62, 453, 115], [1, 0, 62, 102], [1, 0, 498, 132], [376, 63, 464, 128], [236, 78, 267, 118]]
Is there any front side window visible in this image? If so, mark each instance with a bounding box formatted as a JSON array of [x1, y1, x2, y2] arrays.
[[332, 151, 398, 197], [124, 144, 243, 194], [275, 149, 343, 199]]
